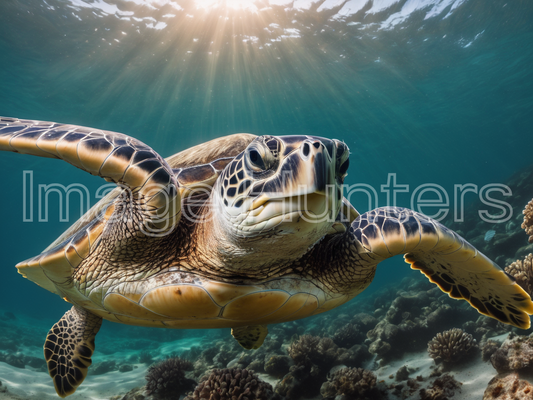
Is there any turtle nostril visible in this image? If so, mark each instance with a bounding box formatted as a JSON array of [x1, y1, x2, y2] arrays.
[[302, 142, 310, 157], [312, 142, 320, 149]]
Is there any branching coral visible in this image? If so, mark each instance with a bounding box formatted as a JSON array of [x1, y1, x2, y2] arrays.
[[185, 368, 273, 400], [320, 367, 380, 400], [522, 198, 533, 243], [145, 357, 195, 399], [332, 323, 364, 348], [427, 328, 477, 364], [287, 335, 340, 369], [505, 254, 533, 296]]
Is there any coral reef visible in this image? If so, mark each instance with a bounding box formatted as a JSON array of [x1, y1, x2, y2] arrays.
[[419, 374, 462, 400], [490, 333, 533, 373], [332, 323, 363, 348], [184, 368, 274, 400], [481, 340, 502, 363], [505, 254, 533, 296], [365, 286, 478, 363], [427, 328, 477, 365], [287, 335, 346, 370], [522, 198, 533, 243], [264, 355, 291, 378], [463, 315, 512, 343], [145, 357, 195, 400], [483, 372, 533, 399], [278, 335, 354, 399], [320, 367, 381, 400]]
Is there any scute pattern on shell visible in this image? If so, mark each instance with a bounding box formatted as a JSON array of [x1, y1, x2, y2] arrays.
[[505, 254, 533, 296], [427, 328, 477, 364], [184, 368, 274, 400]]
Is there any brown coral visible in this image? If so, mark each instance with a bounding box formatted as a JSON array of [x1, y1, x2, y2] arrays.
[[505, 254, 533, 296], [332, 323, 364, 348], [481, 340, 502, 362], [287, 335, 341, 369], [320, 367, 380, 400], [145, 357, 195, 400], [185, 368, 273, 400], [419, 374, 462, 400], [427, 328, 477, 364], [522, 198, 533, 243]]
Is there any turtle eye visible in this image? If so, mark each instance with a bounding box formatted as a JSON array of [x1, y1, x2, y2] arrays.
[[247, 148, 266, 171]]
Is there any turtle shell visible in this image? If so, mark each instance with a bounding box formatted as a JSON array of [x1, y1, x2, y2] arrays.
[[17, 134, 257, 296]]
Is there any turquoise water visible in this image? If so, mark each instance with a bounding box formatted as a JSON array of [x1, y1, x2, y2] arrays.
[[0, 0, 533, 398]]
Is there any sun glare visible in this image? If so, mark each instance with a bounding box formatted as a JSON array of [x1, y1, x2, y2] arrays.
[[194, 0, 258, 11]]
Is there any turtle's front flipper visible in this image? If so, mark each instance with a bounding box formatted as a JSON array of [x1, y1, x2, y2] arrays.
[[0, 116, 181, 233], [44, 306, 102, 398], [318, 207, 533, 329]]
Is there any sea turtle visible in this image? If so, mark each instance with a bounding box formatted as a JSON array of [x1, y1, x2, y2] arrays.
[[1, 116, 532, 397]]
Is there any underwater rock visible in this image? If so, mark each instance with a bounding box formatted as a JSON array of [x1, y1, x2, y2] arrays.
[[119, 364, 134, 373], [419, 373, 462, 400], [490, 333, 533, 373], [472, 316, 513, 343], [264, 355, 291, 378], [91, 360, 117, 375], [483, 372, 533, 400], [145, 357, 195, 400], [320, 367, 381, 400], [23, 355, 45, 369], [385, 291, 430, 325], [395, 365, 411, 381], [505, 254, 533, 296], [246, 359, 264, 373], [185, 368, 274, 400], [367, 321, 399, 344], [481, 340, 502, 363], [111, 386, 147, 400], [5, 353, 24, 369], [427, 328, 477, 366], [522, 198, 533, 243], [368, 339, 391, 357]]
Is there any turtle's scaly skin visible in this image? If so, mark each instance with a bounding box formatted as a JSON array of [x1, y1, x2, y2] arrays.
[[1, 116, 533, 398]]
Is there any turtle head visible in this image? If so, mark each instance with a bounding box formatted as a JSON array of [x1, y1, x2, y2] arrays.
[[210, 135, 349, 262]]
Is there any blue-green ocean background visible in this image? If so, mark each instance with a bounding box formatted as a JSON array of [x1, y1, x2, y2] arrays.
[[0, 0, 532, 348]]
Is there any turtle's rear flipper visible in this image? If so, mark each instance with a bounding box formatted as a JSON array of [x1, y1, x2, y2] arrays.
[[231, 325, 268, 349], [44, 306, 102, 398]]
